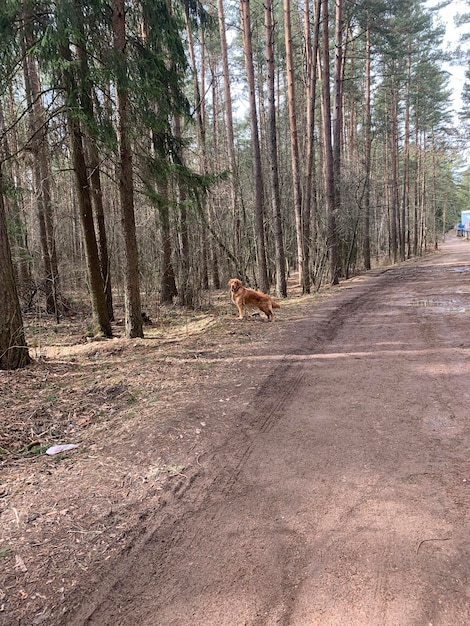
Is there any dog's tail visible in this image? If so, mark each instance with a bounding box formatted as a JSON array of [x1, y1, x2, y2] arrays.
[[272, 300, 281, 309]]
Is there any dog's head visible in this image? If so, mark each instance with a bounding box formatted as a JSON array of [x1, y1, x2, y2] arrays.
[[228, 278, 242, 294]]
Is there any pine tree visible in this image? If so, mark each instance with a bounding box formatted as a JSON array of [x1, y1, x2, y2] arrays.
[[0, 154, 30, 369]]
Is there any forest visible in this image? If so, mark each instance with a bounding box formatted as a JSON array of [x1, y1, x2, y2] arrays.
[[1, 0, 470, 369]]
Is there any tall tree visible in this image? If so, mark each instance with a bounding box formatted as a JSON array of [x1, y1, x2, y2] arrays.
[[22, 11, 61, 318], [217, 0, 243, 273], [240, 0, 269, 292], [265, 0, 287, 297], [332, 0, 344, 269], [284, 0, 304, 290], [112, 0, 143, 338], [0, 101, 30, 371], [73, 7, 114, 320], [363, 17, 372, 270], [59, 38, 112, 337], [302, 0, 321, 291], [320, 0, 339, 284]]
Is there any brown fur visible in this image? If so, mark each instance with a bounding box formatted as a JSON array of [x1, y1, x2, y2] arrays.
[[228, 278, 280, 321]]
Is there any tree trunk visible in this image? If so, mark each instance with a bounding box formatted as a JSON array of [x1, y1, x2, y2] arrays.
[[22, 17, 60, 318], [112, 0, 143, 338], [173, 115, 193, 307], [74, 12, 115, 321], [87, 139, 114, 321], [320, 0, 339, 285], [389, 81, 399, 263], [303, 0, 321, 292], [60, 42, 112, 337], [6, 85, 31, 287], [183, 12, 212, 299], [159, 195, 178, 303], [332, 0, 343, 276], [284, 0, 304, 290], [217, 0, 242, 271], [413, 114, 419, 256], [209, 57, 221, 289], [402, 52, 411, 260], [265, 0, 287, 297], [363, 19, 372, 270], [420, 132, 427, 254], [185, 7, 206, 174], [0, 163, 31, 369], [240, 0, 269, 292]]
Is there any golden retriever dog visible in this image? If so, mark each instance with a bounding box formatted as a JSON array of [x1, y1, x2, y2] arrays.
[[228, 278, 280, 321]]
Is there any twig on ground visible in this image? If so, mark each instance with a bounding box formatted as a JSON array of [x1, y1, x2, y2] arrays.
[[416, 537, 451, 554]]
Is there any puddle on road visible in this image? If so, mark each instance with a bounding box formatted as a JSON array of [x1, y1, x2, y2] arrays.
[[390, 294, 470, 312], [448, 266, 470, 273], [410, 300, 469, 313]]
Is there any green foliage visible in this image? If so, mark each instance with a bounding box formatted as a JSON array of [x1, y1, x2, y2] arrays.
[[0, 0, 22, 90]]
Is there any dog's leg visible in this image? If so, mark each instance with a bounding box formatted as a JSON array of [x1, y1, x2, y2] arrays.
[[260, 304, 273, 320]]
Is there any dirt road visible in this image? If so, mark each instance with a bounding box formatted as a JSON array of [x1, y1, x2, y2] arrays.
[[68, 239, 470, 625]]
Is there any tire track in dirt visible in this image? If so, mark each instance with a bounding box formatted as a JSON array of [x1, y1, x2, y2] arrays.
[[219, 366, 306, 496]]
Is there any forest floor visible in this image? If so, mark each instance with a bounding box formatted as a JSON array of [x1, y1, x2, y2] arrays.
[[1, 237, 470, 625]]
